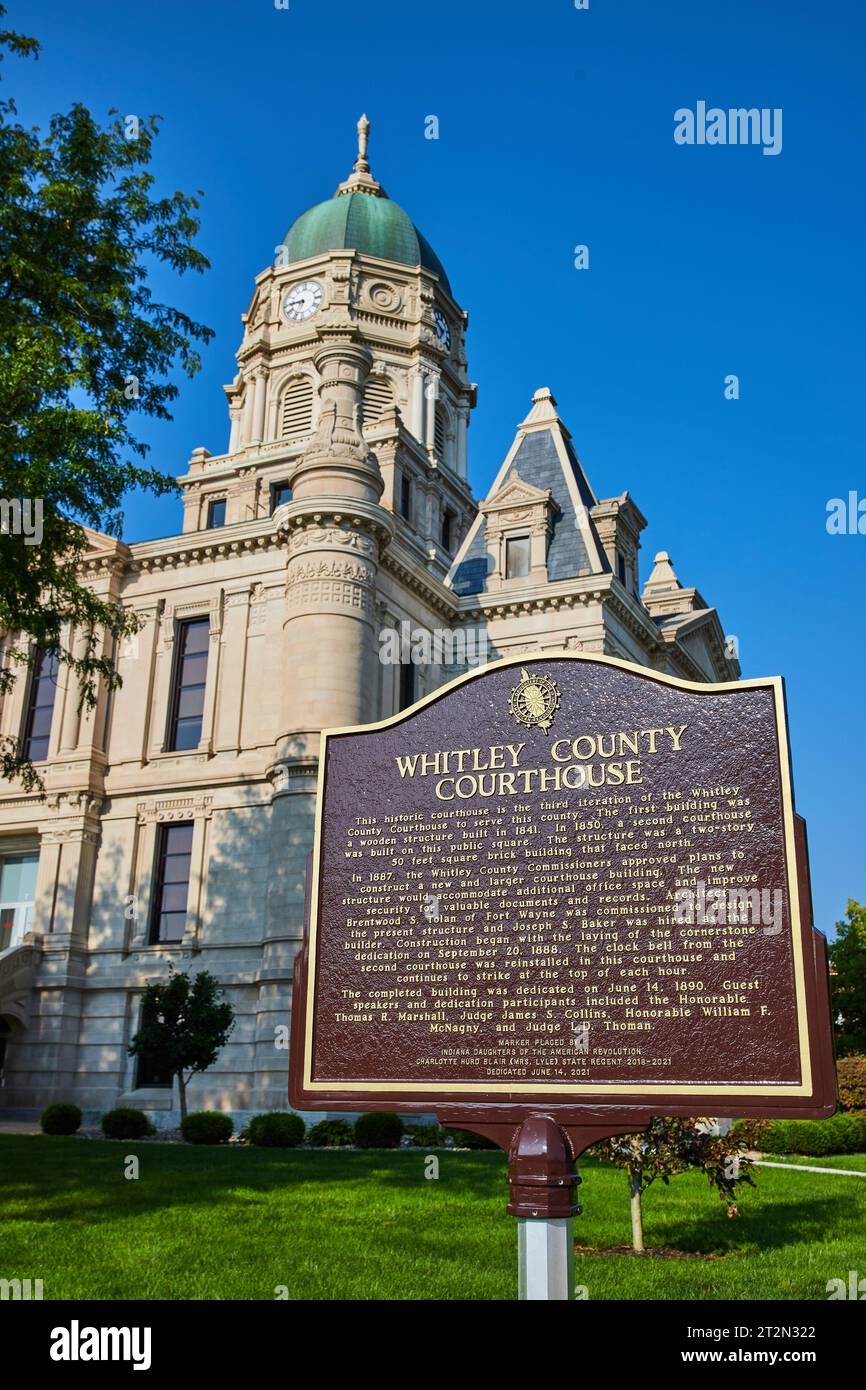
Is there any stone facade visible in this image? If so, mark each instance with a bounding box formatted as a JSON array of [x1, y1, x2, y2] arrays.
[[0, 121, 739, 1125]]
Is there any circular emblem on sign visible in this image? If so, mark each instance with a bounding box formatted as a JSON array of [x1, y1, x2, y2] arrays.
[[508, 667, 561, 735]]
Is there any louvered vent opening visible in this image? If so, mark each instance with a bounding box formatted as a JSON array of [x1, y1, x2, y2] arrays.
[[434, 405, 447, 465], [281, 378, 314, 440], [363, 376, 393, 429]]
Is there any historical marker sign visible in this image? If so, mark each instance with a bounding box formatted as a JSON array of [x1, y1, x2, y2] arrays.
[[290, 654, 835, 1126]]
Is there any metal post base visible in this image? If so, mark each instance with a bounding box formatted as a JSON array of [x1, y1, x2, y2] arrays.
[[518, 1216, 575, 1300]]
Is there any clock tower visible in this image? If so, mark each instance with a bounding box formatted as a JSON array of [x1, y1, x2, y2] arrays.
[[211, 114, 477, 526], [179, 116, 477, 764]]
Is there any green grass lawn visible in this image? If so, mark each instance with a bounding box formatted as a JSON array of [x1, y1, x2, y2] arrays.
[[2, 1135, 865, 1300]]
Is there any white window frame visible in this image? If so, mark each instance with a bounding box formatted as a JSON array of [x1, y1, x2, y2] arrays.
[[0, 851, 38, 954]]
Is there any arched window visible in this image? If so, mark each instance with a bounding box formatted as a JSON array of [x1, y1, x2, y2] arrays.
[[281, 377, 314, 440], [363, 375, 393, 430]]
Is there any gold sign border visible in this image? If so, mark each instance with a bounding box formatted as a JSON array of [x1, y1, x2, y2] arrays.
[[302, 651, 812, 1097]]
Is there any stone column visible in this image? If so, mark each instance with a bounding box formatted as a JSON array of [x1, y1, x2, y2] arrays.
[[288, 341, 381, 502], [77, 626, 109, 752], [251, 366, 268, 445], [59, 627, 89, 753], [424, 373, 438, 451], [457, 407, 469, 479], [410, 368, 425, 440], [228, 404, 241, 455], [240, 376, 255, 446], [214, 586, 250, 754], [109, 604, 161, 766]]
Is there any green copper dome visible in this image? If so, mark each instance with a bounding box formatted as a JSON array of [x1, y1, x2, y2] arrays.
[[283, 193, 451, 296], [282, 116, 452, 295]]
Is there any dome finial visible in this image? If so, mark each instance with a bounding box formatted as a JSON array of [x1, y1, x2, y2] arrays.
[[335, 113, 387, 198], [355, 114, 371, 174]]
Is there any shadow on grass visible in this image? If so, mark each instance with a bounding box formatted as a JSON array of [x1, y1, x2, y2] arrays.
[[5, 1137, 861, 1271], [0, 1136, 507, 1226]]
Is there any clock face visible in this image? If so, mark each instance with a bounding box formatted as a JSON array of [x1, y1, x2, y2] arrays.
[[433, 308, 452, 350], [283, 280, 323, 322]]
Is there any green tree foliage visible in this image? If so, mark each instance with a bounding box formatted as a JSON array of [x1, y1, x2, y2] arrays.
[[830, 901, 866, 1057], [593, 1117, 755, 1253], [128, 969, 234, 1122], [0, 8, 212, 787]]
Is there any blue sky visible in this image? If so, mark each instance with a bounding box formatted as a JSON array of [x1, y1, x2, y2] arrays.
[[12, 0, 866, 937]]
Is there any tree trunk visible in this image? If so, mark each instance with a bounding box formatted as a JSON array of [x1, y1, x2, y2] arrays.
[[629, 1169, 645, 1253], [177, 1071, 187, 1123]]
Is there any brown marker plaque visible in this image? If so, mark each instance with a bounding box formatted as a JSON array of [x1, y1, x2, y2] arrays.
[[290, 653, 835, 1144]]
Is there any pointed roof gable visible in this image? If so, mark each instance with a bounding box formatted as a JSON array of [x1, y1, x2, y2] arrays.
[[448, 388, 608, 596]]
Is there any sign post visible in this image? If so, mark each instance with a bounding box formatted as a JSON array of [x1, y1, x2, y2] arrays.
[[290, 652, 836, 1300], [508, 1113, 579, 1300]]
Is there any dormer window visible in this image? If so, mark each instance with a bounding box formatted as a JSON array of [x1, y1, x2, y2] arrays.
[[480, 472, 555, 591], [617, 552, 627, 585], [505, 535, 531, 579], [207, 498, 226, 529]]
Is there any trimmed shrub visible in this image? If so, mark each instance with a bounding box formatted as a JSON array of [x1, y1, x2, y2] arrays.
[[354, 1112, 404, 1149], [101, 1108, 155, 1140], [733, 1113, 866, 1157], [404, 1123, 445, 1148], [443, 1127, 499, 1151], [40, 1103, 82, 1136], [181, 1111, 233, 1145], [247, 1112, 305, 1148], [307, 1119, 354, 1148], [760, 1122, 794, 1155], [837, 1056, 866, 1113]]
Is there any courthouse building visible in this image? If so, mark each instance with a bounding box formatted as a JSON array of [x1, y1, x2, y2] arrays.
[[0, 121, 738, 1123]]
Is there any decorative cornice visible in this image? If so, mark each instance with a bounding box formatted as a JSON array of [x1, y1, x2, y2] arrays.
[[131, 521, 281, 573], [136, 794, 214, 826], [274, 498, 395, 552]]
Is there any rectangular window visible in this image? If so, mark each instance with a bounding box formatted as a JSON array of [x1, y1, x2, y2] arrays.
[[399, 662, 416, 711], [505, 535, 531, 579], [134, 997, 173, 1087], [400, 475, 412, 521], [22, 649, 59, 762], [149, 822, 193, 944], [270, 481, 292, 513], [617, 552, 627, 584], [168, 618, 209, 752], [441, 510, 453, 552], [207, 497, 227, 528], [135, 1049, 173, 1089], [0, 853, 38, 953]]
